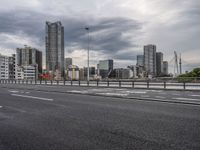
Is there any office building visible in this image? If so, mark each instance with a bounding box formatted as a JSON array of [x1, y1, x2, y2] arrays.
[[46, 21, 64, 79], [137, 55, 144, 66], [156, 52, 163, 76], [99, 60, 113, 79], [111, 68, 132, 79], [163, 61, 169, 75], [0, 54, 9, 79], [84, 67, 96, 79], [144, 44, 157, 77], [65, 58, 72, 70], [16, 46, 42, 74]]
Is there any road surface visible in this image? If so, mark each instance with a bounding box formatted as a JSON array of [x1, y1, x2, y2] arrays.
[[0, 84, 200, 150]]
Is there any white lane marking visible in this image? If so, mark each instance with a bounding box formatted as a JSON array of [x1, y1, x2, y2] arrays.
[[69, 90, 89, 94], [97, 93, 128, 96], [172, 93, 181, 96], [173, 98, 200, 101], [8, 90, 19, 93], [191, 95, 200, 97], [11, 94, 53, 101], [155, 96, 165, 99], [126, 91, 146, 94], [0, 106, 2, 108]]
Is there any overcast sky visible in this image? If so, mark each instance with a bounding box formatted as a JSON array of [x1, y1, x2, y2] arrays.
[[0, 0, 199, 72]]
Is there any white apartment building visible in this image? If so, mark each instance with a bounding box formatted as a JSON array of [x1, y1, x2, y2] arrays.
[[0, 54, 9, 79], [15, 66, 24, 80]]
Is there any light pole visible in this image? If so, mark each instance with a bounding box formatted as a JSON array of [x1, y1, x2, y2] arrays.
[[85, 27, 90, 83]]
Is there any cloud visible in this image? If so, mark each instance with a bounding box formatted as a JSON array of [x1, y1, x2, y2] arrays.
[[0, 0, 199, 71]]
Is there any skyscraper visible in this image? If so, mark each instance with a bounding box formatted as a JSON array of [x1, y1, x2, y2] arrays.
[[156, 52, 163, 76], [46, 21, 64, 79], [144, 44, 157, 77]]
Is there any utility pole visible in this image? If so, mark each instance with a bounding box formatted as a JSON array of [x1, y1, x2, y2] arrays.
[[85, 27, 90, 83], [174, 51, 179, 76]]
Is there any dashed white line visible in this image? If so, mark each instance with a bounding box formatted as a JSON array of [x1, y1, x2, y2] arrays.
[[11, 94, 53, 101], [0, 106, 2, 108], [8, 90, 19, 93]]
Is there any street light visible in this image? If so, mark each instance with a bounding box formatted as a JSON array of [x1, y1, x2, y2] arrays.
[[85, 27, 90, 83]]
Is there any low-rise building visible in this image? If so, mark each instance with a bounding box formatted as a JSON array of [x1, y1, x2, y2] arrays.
[[23, 65, 37, 80], [67, 65, 79, 80]]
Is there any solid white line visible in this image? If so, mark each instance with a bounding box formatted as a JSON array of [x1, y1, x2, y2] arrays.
[[11, 94, 53, 101], [173, 97, 200, 101], [191, 95, 200, 97]]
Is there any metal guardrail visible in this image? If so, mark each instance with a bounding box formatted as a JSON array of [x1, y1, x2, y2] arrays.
[[0, 79, 200, 90]]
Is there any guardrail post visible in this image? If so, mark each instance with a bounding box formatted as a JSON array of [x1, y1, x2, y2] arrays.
[[64, 79, 66, 85], [164, 82, 166, 89], [57, 80, 59, 85], [147, 81, 149, 89], [51, 80, 53, 85], [97, 80, 99, 87], [71, 80, 73, 86], [87, 81, 89, 86], [132, 81, 134, 88], [107, 81, 109, 87], [183, 82, 186, 90], [119, 81, 121, 87]]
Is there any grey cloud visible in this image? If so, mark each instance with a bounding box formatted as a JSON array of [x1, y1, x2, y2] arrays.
[[0, 9, 142, 57]]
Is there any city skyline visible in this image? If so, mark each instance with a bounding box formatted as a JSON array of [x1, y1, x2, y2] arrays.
[[0, 0, 199, 72]]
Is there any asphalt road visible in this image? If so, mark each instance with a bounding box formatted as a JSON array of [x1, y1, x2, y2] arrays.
[[0, 84, 200, 150]]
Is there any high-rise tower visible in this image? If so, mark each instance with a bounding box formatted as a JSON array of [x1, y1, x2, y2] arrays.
[[144, 44, 157, 77], [46, 21, 64, 79]]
